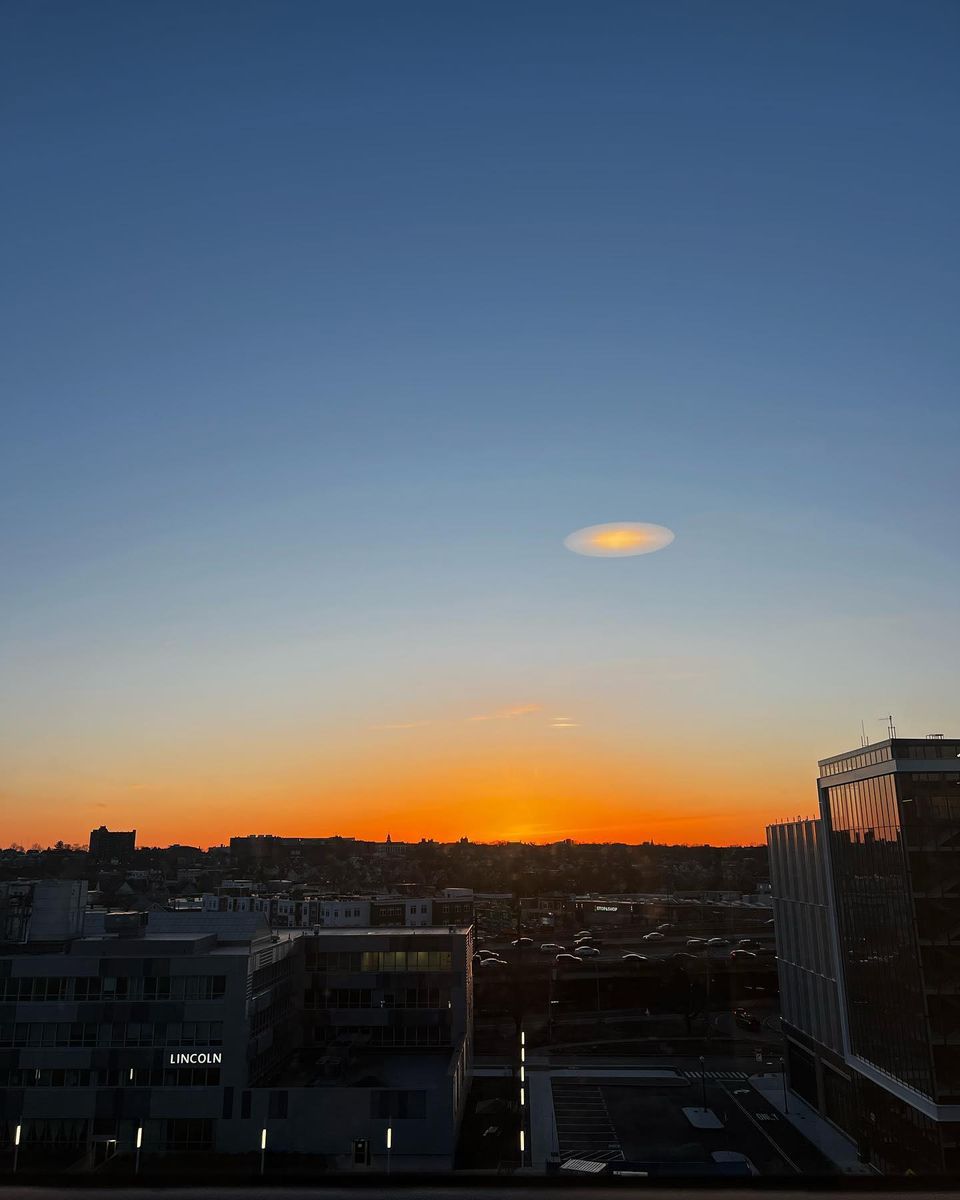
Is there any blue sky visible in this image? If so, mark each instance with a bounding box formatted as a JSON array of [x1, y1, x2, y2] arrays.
[[2, 1, 958, 844]]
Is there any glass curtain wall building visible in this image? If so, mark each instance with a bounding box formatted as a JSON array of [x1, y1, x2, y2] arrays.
[[769, 737, 960, 1173]]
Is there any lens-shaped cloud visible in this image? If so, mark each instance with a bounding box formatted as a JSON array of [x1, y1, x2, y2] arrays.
[[564, 522, 675, 557]]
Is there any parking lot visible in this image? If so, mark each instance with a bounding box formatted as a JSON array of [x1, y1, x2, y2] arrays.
[[536, 1070, 837, 1176]]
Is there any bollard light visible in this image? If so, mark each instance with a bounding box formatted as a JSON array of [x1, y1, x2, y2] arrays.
[[386, 1127, 392, 1150], [261, 1128, 267, 1150], [14, 1126, 21, 1147], [136, 1126, 143, 1149]]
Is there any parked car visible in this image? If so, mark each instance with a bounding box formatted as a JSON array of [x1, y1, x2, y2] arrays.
[[556, 953, 581, 963], [621, 952, 648, 962], [642, 931, 664, 941], [511, 937, 534, 947], [540, 942, 564, 952], [706, 937, 728, 946], [730, 949, 757, 960], [686, 937, 706, 947], [575, 945, 601, 957]]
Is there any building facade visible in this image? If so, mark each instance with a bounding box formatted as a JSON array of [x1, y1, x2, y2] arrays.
[[0, 908, 472, 1171], [768, 736, 960, 1173]]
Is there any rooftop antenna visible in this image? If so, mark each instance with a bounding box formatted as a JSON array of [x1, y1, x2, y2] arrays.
[[879, 714, 897, 740], [860, 720, 868, 748]]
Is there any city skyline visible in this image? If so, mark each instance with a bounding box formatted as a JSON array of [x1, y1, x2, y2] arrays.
[[3, 2, 958, 850]]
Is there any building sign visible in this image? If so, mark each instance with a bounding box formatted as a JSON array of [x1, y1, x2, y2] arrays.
[[595, 905, 619, 912], [168, 1051, 222, 1065]]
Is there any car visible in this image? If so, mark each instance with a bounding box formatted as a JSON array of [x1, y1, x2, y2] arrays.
[[686, 937, 706, 947], [642, 931, 664, 941], [556, 953, 581, 963], [670, 951, 696, 962], [540, 942, 563, 952], [734, 1008, 761, 1029], [657, 923, 672, 931], [511, 937, 534, 947], [575, 944, 600, 957], [730, 949, 757, 959], [706, 937, 728, 946], [480, 957, 508, 967], [476, 949, 498, 958], [621, 952, 647, 962], [711, 1151, 758, 1176]]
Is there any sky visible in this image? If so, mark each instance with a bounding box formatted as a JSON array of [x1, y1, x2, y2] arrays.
[[2, 1, 958, 848]]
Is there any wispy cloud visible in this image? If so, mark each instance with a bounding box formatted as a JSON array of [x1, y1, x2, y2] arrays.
[[469, 703, 542, 722], [370, 720, 431, 731]]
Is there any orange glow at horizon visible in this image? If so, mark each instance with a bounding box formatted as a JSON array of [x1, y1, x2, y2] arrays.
[[2, 733, 809, 850]]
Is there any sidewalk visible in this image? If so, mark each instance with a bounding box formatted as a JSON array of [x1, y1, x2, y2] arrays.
[[749, 1072, 874, 1175]]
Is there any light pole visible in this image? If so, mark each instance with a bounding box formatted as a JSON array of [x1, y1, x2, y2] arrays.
[[703, 947, 712, 1043], [135, 1125, 142, 1175], [13, 1124, 21, 1174], [260, 1127, 267, 1176], [699, 1054, 707, 1112], [386, 1125, 392, 1175]]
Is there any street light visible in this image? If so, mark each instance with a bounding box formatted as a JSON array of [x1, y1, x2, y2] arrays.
[[260, 1127, 267, 1176], [386, 1125, 392, 1175], [135, 1125, 143, 1175], [13, 1124, 21, 1174]]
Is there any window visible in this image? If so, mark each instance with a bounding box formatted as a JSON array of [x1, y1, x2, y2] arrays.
[[165, 1120, 213, 1151]]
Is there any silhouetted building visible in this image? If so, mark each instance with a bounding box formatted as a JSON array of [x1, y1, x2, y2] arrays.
[[769, 736, 960, 1173], [88, 825, 136, 864]]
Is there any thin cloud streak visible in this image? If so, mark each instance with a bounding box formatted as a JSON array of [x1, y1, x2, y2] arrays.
[[369, 720, 432, 731], [468, 703, 542, 722]]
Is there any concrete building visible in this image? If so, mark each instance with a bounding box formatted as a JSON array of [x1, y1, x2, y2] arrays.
[[0, 909, 472, 1171], [768, 736, 960, 1173]]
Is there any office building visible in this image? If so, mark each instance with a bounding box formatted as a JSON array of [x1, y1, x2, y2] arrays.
[[768, 736, 960, 1173], [0, 908, 471, 1170]]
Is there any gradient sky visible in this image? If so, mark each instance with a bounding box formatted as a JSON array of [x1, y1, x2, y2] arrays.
[[2, 1, 958, 848]]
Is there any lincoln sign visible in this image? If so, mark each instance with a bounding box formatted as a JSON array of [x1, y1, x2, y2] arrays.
[[168, 1051, 222, 1065]]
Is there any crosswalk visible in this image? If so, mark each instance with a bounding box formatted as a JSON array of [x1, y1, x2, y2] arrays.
[[681, 1069, 748, 1081], [551, 1080, 625, 1163]]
